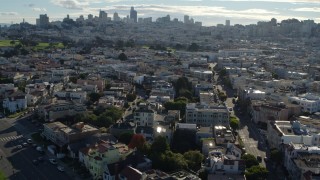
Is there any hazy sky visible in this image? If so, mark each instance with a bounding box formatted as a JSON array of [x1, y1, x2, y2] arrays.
[[0, 0, 319, 26]]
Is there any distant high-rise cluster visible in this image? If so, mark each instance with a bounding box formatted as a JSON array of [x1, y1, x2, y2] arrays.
[[34, 7, 204, 27], [130, 7, 137, 23], [226, 20, 230, 27], [36, 14, 49, 28]]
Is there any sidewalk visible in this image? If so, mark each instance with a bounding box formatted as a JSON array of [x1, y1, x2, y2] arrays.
[[0, 148, 14, 178], [45, 150, 86, 180]]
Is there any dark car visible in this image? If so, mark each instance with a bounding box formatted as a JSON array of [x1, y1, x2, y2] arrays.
[[257, 155, 262, 162]]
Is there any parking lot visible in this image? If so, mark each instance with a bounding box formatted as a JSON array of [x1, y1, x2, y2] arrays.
[[0, 116, 71, 180]]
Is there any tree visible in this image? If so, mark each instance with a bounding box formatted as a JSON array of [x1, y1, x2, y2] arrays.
[[96, 114, 114, 127], [163, 101, 186, 117], [162, 151, 188, 172], [183, 150, 204, 171], [230, 116, 240, 130], [0, 169, 7, 180], [118, 52, 127, 61], [218, 92, 227, 102], [188, 43, 199, 51], [270, 149, 282, 165], [151, 136, 170, 154], [179, 89, 193, 100], [69, 76, 78, 83], [242, 154, 259, 168], [88, 92, 102, 103], [245, 165, 268, 180], [118, 132, 134, 144], [128, 134, 146, 150], [126, 93, 136, 102]]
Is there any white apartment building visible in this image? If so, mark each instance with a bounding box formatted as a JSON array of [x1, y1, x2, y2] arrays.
[[53, 90, 87, 102], [288, 93, 320, 113], [267, 119, 320, 150], [2, 92, 27, 113], [284, 143, 320, 180], [205, 149, 245, 174], [238, 87, 266, 101], [134, 108, 155, 127], [218, 49, 261, 57], [186, 103, 230, 127]]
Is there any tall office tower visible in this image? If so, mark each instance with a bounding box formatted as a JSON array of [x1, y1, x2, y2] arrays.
[[113, 12, 120, 21], [184, 15, 189, 24], [130, 7, 137, 23], [36, 14, 49, 28], [226, 20, 230, 27], [99, 10, 108, 19]]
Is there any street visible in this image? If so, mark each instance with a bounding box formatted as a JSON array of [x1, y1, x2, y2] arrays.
[[215, 73, 267, 167], [0, 116, 70, 180]]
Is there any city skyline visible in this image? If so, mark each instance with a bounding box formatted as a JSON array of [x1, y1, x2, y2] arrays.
[[0, 0, 319, 26]]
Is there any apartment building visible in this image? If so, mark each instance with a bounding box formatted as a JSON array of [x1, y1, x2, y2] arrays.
[[2, 91, 27, 113], [288, 93, 320, 113], [134, 107, 155, 127], [186, 103, 229, 127], [205, 148, 245, 174], [267, 118, 320, 150], [42, 122, 99, 147], [284, 143, 320, 180], [79, 140, 133, 180]]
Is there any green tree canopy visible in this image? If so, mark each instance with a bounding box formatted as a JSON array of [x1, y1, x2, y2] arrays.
[[151, 136, 170, 154], [118, 132, 134, 145], [242, 154, 259, 168], [183, 150, 204, 171], [230, 116, 240, 130], [88, 92, 102, 103], [126, 93, 136, 102], [0, 170, 7, 180], [118, 52, 128, 61], [270, 149, 282, 164], [245, 165, 268, 180]]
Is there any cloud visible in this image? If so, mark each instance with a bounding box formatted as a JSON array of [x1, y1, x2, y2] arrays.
[[290, 7, 320, 12], [214, 0, 320, 3], [32, 8, 47, 12], [51, 0, 103, 10], [51, 0, 88, 10], [26, 3, 35, 7], [0, 12, 18, 16]]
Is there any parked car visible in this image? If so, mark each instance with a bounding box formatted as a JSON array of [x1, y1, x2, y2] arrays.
[[22, 142, 28, 147], [36, 146, 45, 154], [57, 166, 64, 172], [49, 159, 57, 165], [257, 155, 262, 162], [27, 139, 32, 144], [17, 145, 23, 149]]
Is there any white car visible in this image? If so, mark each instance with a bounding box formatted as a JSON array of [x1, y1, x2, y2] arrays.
[[27, 139, 32, 144], [49, 158, 57, 165], [57, 166, 64, 172]]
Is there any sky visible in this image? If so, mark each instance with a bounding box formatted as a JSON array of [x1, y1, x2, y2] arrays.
[[0, 0, 319, 26]]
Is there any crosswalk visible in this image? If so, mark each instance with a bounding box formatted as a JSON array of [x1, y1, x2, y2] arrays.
[[0, 135, 24, 142]]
